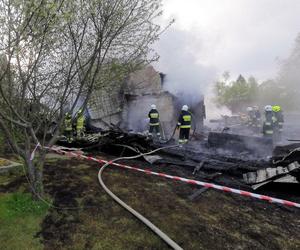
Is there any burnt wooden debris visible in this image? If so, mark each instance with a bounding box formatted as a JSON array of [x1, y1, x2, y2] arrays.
[[188, 172, 222, 201], [151, 141, 270, 174], [243, 145, 300, 188], [57, 128, 299, 190], [208, 132, 273, 156], [58, 129, 271, 173]]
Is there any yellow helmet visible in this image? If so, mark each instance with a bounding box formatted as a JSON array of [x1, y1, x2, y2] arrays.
[[272, 105, 281, 112]]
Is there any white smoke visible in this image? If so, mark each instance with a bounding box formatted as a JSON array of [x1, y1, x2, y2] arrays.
[[204, 84, 232, 122], [154, 28, 217, 102], [154, 28, 227, 120], [153, 0, 300, 121]]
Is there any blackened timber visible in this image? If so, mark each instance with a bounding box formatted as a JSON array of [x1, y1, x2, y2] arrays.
[[208, 132, 273, 156], [188, 172, 222, 201], [152, 143, 271, 174]]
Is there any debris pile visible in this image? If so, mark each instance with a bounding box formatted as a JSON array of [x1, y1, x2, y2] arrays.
[[244, 146, 300, 189]]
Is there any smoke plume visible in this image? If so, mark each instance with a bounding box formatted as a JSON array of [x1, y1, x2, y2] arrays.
[[154, 28, 217, 104]]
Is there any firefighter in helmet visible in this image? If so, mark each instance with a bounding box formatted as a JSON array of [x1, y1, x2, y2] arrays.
[[246, 106, 255, 132], [272, 105, 284, 141], [177, 105, 192, 145], [262, 105, 275, 140], [76, 108, 85, 138], [253, 106, 262, 134], [148, 104, 160, 138], [64, 112, 73, 143]]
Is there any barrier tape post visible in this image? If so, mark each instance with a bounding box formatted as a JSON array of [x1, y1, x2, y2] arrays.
[[46, 146, 300, 209]]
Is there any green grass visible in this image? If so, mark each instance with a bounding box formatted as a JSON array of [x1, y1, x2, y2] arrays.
[[0, 192, 49, 250]]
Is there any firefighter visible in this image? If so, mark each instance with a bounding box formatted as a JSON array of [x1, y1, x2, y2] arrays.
[[246, 106, 255, 132], [253, 106, 262, 134], [272, 105, 284, 141], [177, 105, 192, 145], [76, 108, 85, 138], [262, 105, 275, 140], [148, 104, 160, 138], [64, 112, 73, 143]]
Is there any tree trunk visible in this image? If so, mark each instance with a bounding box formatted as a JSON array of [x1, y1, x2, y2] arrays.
[[34, 150, 46, 198], [24, 149, 46, 200]]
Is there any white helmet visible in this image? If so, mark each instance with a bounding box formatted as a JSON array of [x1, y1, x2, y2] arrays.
[[246, 107, 253, 112], [264, 105, 272, 112], [151, 104, 156, 109], [182, 105, 188, 111]]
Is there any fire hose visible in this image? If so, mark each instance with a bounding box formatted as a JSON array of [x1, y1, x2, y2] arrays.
[[48, 146, 300, 209], [98, 145, 183, 250]]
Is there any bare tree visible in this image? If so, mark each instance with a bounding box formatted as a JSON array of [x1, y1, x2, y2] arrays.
[[0, 0, 164, 198]]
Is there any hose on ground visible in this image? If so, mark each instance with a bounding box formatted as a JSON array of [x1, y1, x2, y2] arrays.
[[189, 111, 197, 140], [164, 125, 178, 144], [98, 145, 183, 250]]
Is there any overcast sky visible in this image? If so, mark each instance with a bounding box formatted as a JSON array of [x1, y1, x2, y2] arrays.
[[154, 0, 300, 96]]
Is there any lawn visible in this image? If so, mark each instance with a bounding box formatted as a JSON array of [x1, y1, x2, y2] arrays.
[[0, 193, 49, 250]]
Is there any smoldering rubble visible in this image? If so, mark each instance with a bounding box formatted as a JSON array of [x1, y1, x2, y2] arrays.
[[57, 65, 299, 201]]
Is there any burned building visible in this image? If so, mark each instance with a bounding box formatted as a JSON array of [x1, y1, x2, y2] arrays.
[[87, 65, 206, 137]]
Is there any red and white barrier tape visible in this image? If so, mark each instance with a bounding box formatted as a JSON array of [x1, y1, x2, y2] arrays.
[[48, 147, 300, 209]]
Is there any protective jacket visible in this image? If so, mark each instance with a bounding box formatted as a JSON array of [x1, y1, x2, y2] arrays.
[[263, 112, 275, 136], [254, 110, 262, 128], [274, 111, 284, 131], [248, 110, 262, 131], [64, 116, 72, 131], [177, 110, 192, 128], [148, 109, 159, 126], [255, 110, 261, 120], [76, 113, 85, 129]]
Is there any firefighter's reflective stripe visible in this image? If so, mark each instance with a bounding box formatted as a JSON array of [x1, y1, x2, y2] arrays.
[[180, 125, 191, 128], [183, 115, 191, 122], [179, 139, 188, 144], [150, 123, 159, 126], [178, 110, 192, 129], [265, 122, 271, 126], [265, 130, 273, 135], [278, 122, 283, 126], [150, 113, 159, 118]]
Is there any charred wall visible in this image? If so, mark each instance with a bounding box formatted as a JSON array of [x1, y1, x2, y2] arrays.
[[87, 65, 206, 134]]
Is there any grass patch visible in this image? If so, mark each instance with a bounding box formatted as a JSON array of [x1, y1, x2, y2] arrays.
[[0, 192, 49, 250]]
